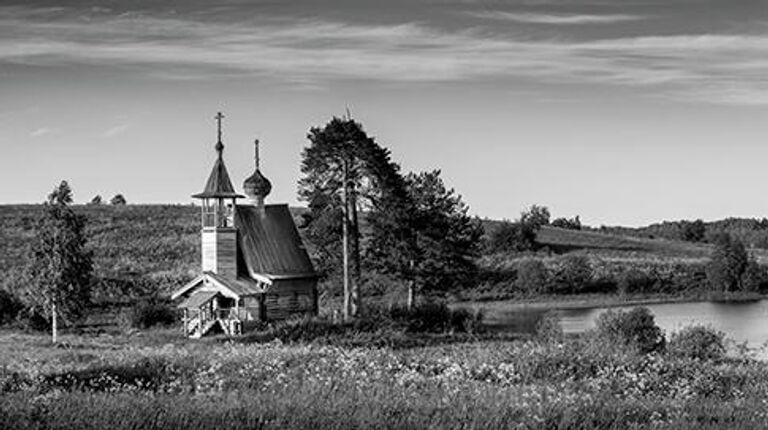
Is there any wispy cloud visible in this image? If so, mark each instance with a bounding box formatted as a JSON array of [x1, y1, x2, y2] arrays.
[[100, 124, 129, 138], [30, 127, 52, 138], [2, 5, 768, 105], [468, 11, 643, 25]]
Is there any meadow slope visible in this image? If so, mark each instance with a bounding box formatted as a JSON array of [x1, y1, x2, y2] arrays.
[[0, 205, 304, 299], [3, 205, 763, 302]]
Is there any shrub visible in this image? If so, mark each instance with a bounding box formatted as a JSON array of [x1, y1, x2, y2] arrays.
[[389, 302, 482, 333], [360, 272, 407, 297], [110, 194, 127, 205], [128, 298, 177, 329], [594, 307, 665, 354], [552, 254, 593, 294], [617, 269, 655, 295], [706, 233, 749, 292], [681, 219, 706, 242], [449, 307, 483, 333], [19, 307, 51, 331], [0, 289, 23, 325], [486, 221, 537, 253], [668, 325, 726, 361], [534, 311, 563, 344], [551, 216, 581, 231], [742, 259, 767, 292], [516, 258, 550, 295], [520, 204, 550, 229], [668, 263, 708, 293]]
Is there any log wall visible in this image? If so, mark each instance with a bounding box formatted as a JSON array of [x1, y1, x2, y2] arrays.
[[201, 228, 237, 278], [264, 278, 318, 320]]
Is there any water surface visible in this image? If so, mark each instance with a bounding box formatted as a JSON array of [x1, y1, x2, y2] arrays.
[[475, 299, 768, 355]]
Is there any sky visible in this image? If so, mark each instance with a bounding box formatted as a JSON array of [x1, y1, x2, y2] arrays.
[[2, 0, 768, 226]]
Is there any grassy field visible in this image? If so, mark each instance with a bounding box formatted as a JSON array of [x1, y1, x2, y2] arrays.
[[0, 205, 306, 299], [0, 204, 720, 275], [4, 205, 768, 428], [536, 226, 712, 258], [3, 204, 766, 307], [2, 326, 768, 429]]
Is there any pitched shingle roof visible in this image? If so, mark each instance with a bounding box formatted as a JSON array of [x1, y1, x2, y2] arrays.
[[206, 271, 265, 296], [192, 154, 245, 199], [178, 290, 219, 309], [171, 271, 265, 301], [236, 204, 316, 279]]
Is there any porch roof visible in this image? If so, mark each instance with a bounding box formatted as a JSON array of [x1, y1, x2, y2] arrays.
[[178, 290, 219, 309], [171, 272, 266, 301]]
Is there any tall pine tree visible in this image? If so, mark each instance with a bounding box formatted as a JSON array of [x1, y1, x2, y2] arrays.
[[368, 170, 482, 298], [299, 117, 403, 319]]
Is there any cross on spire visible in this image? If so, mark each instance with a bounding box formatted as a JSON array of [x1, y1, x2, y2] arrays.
[[214, 112, 225, 157], [254, 139, 260, 171], [215, 112, 225, 142]]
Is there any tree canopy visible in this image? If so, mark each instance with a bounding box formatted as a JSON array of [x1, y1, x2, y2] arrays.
[[21, 181, 93, 342], [299, 117, 405, 317], [299, 117, 481, 306], [551, 215, 582, 231], [706, 233, 759, 292], [520, 205, 550, 229], [368, 170, 482, 292], [111, 194, 126, 205]]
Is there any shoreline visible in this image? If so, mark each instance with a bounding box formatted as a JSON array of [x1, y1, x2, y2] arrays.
[[453, 291, 768, 312]]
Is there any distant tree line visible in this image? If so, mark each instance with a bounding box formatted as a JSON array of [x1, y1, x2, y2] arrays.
[[484, 205, 582, 255], [88, 194, 127, 205], [600, 217, 768, 249]]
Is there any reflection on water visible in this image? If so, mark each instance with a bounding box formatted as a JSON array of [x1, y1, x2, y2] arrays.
[[476, 299, 768, 356]]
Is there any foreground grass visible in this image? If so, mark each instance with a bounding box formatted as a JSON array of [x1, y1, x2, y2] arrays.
[[2, 328, 768, 429]]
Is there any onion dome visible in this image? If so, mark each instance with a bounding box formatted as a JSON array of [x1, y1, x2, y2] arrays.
[[243, 139, 272, 201]]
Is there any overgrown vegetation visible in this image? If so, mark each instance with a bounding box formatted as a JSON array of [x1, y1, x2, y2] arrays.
[[706, 233, 765, 292], [0, 310, 766, 430], [594, 307, 666, 354], [668, 326, 726, 361], [3, 191, 768, 313], [124, 298, 177, 329]]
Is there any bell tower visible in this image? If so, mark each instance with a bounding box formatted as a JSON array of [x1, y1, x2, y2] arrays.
[[191, 112, 243, 278]]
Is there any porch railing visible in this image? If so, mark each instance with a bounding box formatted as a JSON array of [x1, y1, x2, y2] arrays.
[[186, 307, 241, 336]]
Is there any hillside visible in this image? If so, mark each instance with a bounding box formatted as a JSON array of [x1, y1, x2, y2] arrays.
[[0, 205, 307, 299], [600, 218, 768, 250], [4, 205, 764, 301], [535, 225, 768, 265], [535, 226, 712, 259]]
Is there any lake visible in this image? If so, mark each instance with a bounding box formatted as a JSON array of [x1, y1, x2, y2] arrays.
[[472, 299, 768, 356]]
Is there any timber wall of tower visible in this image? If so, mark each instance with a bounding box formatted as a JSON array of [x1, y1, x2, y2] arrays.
[[201, 228, 237, 278]]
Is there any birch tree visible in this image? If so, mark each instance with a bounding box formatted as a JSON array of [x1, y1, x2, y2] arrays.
[[22, 181, 93, 343]]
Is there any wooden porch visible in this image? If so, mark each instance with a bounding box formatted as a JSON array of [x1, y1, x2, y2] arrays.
[[180, 291, 246, 338]]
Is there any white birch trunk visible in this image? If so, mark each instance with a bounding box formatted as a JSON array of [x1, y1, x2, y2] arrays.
[[342, 159, 351, 322], [407, 282, 414, 311], [51, 301, 58, 344]]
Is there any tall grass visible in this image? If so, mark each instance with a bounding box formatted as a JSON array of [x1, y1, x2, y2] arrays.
[[1, 326, 768, 429]]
